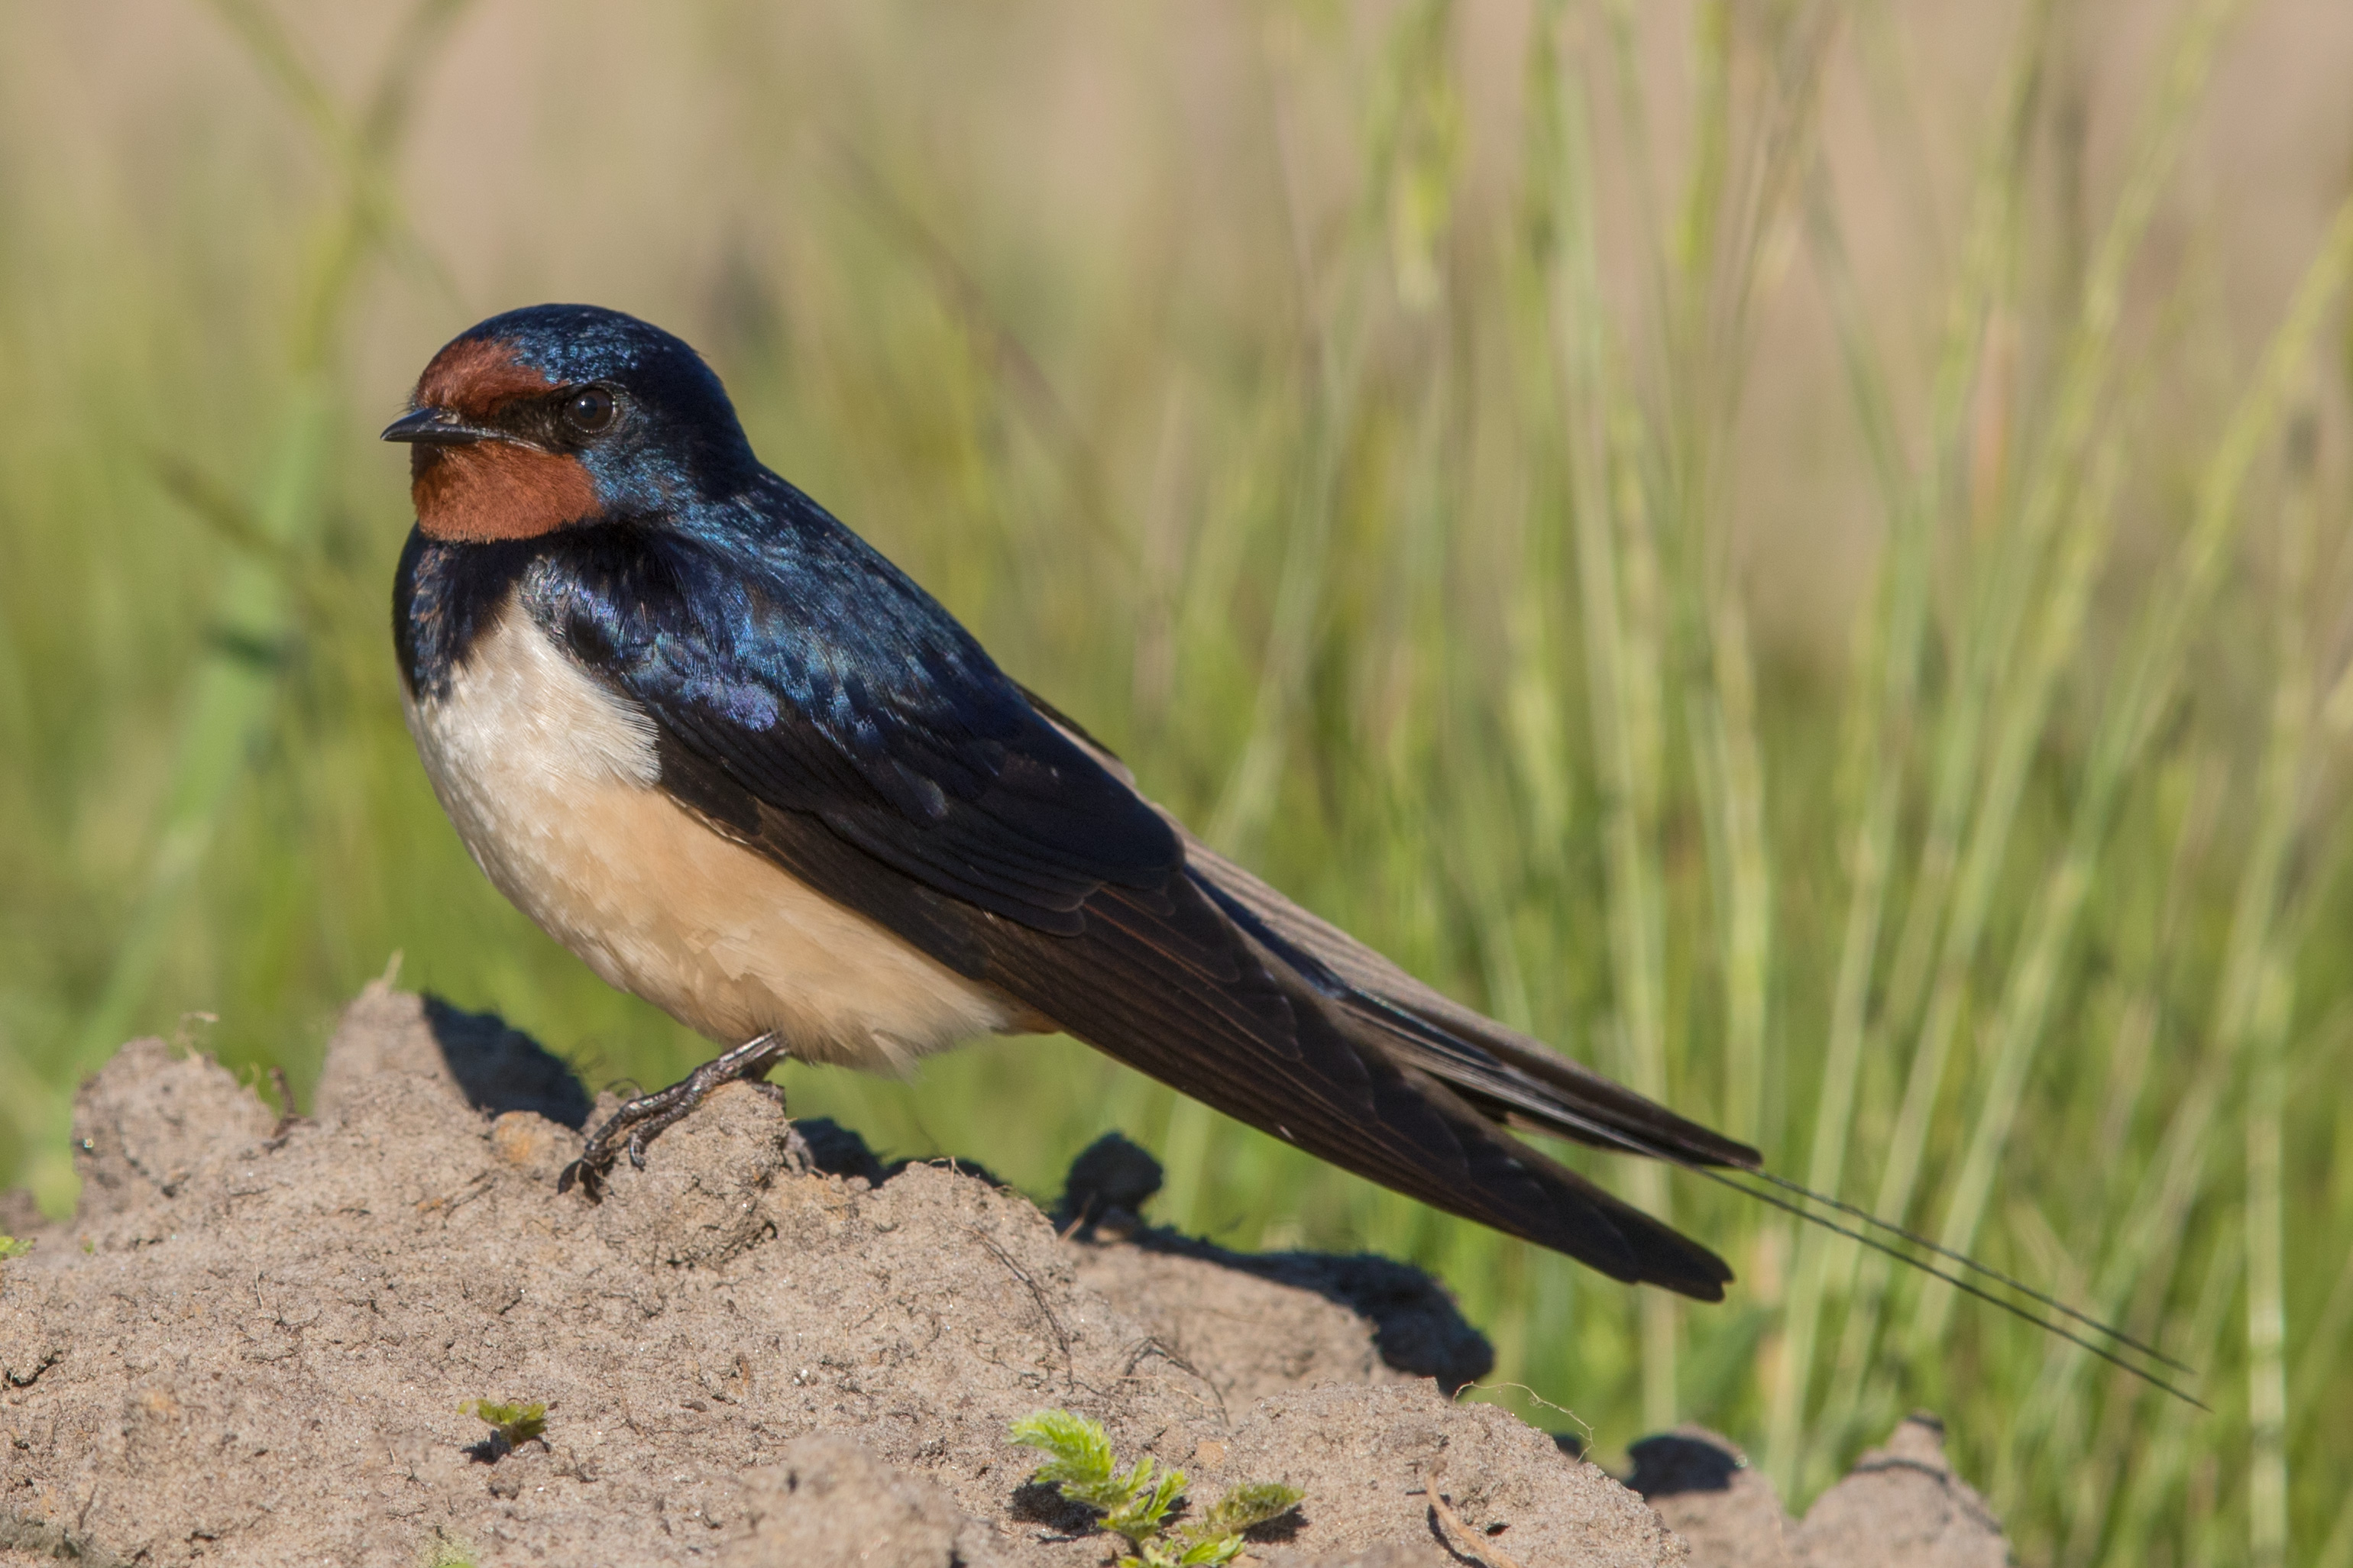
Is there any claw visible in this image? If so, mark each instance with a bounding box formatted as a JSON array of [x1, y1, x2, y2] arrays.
[[560, 1032, 791, 1201]]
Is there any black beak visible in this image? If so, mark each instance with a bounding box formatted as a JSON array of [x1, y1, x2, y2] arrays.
[[380, 406, 499, 445]]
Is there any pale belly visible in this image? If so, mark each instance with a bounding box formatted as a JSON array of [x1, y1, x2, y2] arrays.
[[402, 601, 1018, 1070]]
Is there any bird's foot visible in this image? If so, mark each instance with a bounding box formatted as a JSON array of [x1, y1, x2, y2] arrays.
[[559, 1032, 791, 1201]]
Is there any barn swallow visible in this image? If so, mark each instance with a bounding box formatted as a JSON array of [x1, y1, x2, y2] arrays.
[[381, 306, 2204, 1386], [381, 302, 1758, 1298]]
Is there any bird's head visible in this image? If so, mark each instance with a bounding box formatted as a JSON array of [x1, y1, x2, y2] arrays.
[[382, 304, 758, 542]]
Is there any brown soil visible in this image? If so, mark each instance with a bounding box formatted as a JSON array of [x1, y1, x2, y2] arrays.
[[0, 985, 2008, 1567]]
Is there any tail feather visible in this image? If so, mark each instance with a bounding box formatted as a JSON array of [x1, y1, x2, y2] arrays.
[[998, 690, 2188, 1388], [1182, 837, 1756, 1169]]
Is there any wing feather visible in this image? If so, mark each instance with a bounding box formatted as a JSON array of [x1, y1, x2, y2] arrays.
[[531, 516, 1738, 1295], [655, 736, 1733, 1298], [1021, 684, 1760, 1171]]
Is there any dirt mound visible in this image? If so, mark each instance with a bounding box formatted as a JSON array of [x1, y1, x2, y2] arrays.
[[0, 986, 2008, 1567], [1626, 1423, 2005, 1568]]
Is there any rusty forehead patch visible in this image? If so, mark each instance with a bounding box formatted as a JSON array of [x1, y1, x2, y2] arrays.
[[413, 338, 559, 418]]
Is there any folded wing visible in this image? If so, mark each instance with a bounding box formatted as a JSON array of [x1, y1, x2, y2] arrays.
[[537, 512, 1742, 1295]]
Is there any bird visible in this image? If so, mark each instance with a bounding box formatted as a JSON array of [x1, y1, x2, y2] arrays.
[[384, 302, 1750, 1298], [403, 305, 2245, 1334], [381, 304, 2201, 1396]]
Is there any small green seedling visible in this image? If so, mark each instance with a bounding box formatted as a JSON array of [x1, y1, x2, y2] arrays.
[[0, 1236, 31, 1261], [1008, 1408, 1300, 1567], [460, 1398, 546, 1457], [420, 1526, 481, 1568]]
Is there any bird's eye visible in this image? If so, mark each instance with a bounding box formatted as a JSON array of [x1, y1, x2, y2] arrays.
[[565, 386, 617, 435]]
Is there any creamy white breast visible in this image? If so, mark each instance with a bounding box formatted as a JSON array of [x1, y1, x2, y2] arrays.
[[402, 596, 1018, 1069]]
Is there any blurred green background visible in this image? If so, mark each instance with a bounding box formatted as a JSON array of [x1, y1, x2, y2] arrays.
[[3, 1, 2351, 1561]]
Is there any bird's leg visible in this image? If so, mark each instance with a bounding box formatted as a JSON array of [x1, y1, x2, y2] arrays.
[[559, 1032, 791, 1199]]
